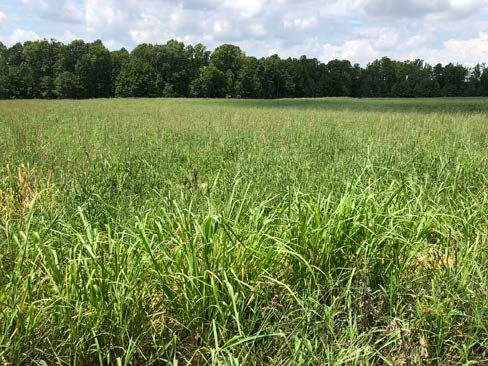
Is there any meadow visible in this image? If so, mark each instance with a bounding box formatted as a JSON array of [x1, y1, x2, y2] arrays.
[[0, 97, 487, 365]]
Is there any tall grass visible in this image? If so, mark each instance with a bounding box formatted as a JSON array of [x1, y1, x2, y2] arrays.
[[0, 98, 487, 365]]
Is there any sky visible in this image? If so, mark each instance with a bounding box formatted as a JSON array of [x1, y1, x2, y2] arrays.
[[0, 0, 488, 65]]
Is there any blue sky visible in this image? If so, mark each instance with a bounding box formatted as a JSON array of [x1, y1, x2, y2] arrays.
[[1, 0, 487, 65]]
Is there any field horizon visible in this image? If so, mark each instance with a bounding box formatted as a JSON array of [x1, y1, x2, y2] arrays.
[[1, 97, 487, 365]]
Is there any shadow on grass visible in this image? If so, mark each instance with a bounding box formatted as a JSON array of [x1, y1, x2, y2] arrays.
[[207, 97, 488, 114], [4, 97, 488, 115]]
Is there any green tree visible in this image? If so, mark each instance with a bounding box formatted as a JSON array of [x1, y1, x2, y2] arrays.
[[357, 71, 373, 98], [289, 56, 322, 98], [465, 64, 483, 96], [190, 65, 226, 98], [0, 43, 8, 97], [480, 66, 488, 96], [0, 42, 6, 58], [442, 63, 468, 96], [159, 40, 193, 97], [211, 44, 245, 74], [413, 79, 441, 97], [324, 60, 353, 97], [75, 40, 112, 98], [236, 57, 262, 98], [0, 60, 9, 98], [187, 43, 210, 82], [55, 40, 88, 74], [40, 76, 55, 98], [131, 41, 194, 97], [258, 55, 295, 99], [392, 80, 412, 97], [110, 49, 130, 96], [5, 43, 24, 66], [367, 57, 397, 97], [115, 58, 156, 97], [1, 37, 488, 100], [54, 71, 82, 98], [8, 64, 34, 98], [22, 39, 61, 98], [210, 44, 245, 97]]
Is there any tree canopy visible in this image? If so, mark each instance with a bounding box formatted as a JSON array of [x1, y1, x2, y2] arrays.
[[0, 39, 487, 99]]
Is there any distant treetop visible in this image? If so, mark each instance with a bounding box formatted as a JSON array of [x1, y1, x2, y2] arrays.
[[0, 39, 487, 99]]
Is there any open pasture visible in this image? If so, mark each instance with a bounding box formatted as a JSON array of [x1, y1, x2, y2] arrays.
[[0, 98, 487, 365]]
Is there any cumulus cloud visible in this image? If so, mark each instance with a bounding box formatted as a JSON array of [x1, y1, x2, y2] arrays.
[[21, 0, 83, 22], [0, 11, 6, 24], [182, 0, 264, 17], [409, 33, 488, 66], [84, 0, 131, 34], [361, 0, 486, 19], [355, 27, 400, 50], [221, 0, 264, 17], [1, 29, 41, 46], [323, 39, 380, 64], [2, 0, 488, 65], [284, 16, 319, 31], [319, 0, 363, 18]]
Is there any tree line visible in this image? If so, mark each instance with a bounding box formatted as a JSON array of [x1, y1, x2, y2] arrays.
[[1, 38, 488, 99]]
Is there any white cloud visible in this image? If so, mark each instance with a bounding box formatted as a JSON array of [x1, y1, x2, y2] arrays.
[[129, 14, 165, 44], [2, 0, 488, 65], [284, 16, 318, 30], [319, 0, 364, 18], [405, 34, 430, 48], [0, 11, 6, 24], [1, 29, 41, 46], [104, 39, 127, 50], [182, 0, 264, 17], [322, 39, 380, 63], [248, 23, 267, 38], [85, 0, 130, 34], [22, 0, 83, 22], [222, 0, 263, 17], [361, 0, 487, 19], [356, 27, 400, 50], [411, 32, 488, 66], [212, 20, 231, 38], [57, 30, 79, 43]]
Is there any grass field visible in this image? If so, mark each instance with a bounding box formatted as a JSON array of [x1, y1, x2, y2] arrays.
[[1, 98, 487, 365]]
